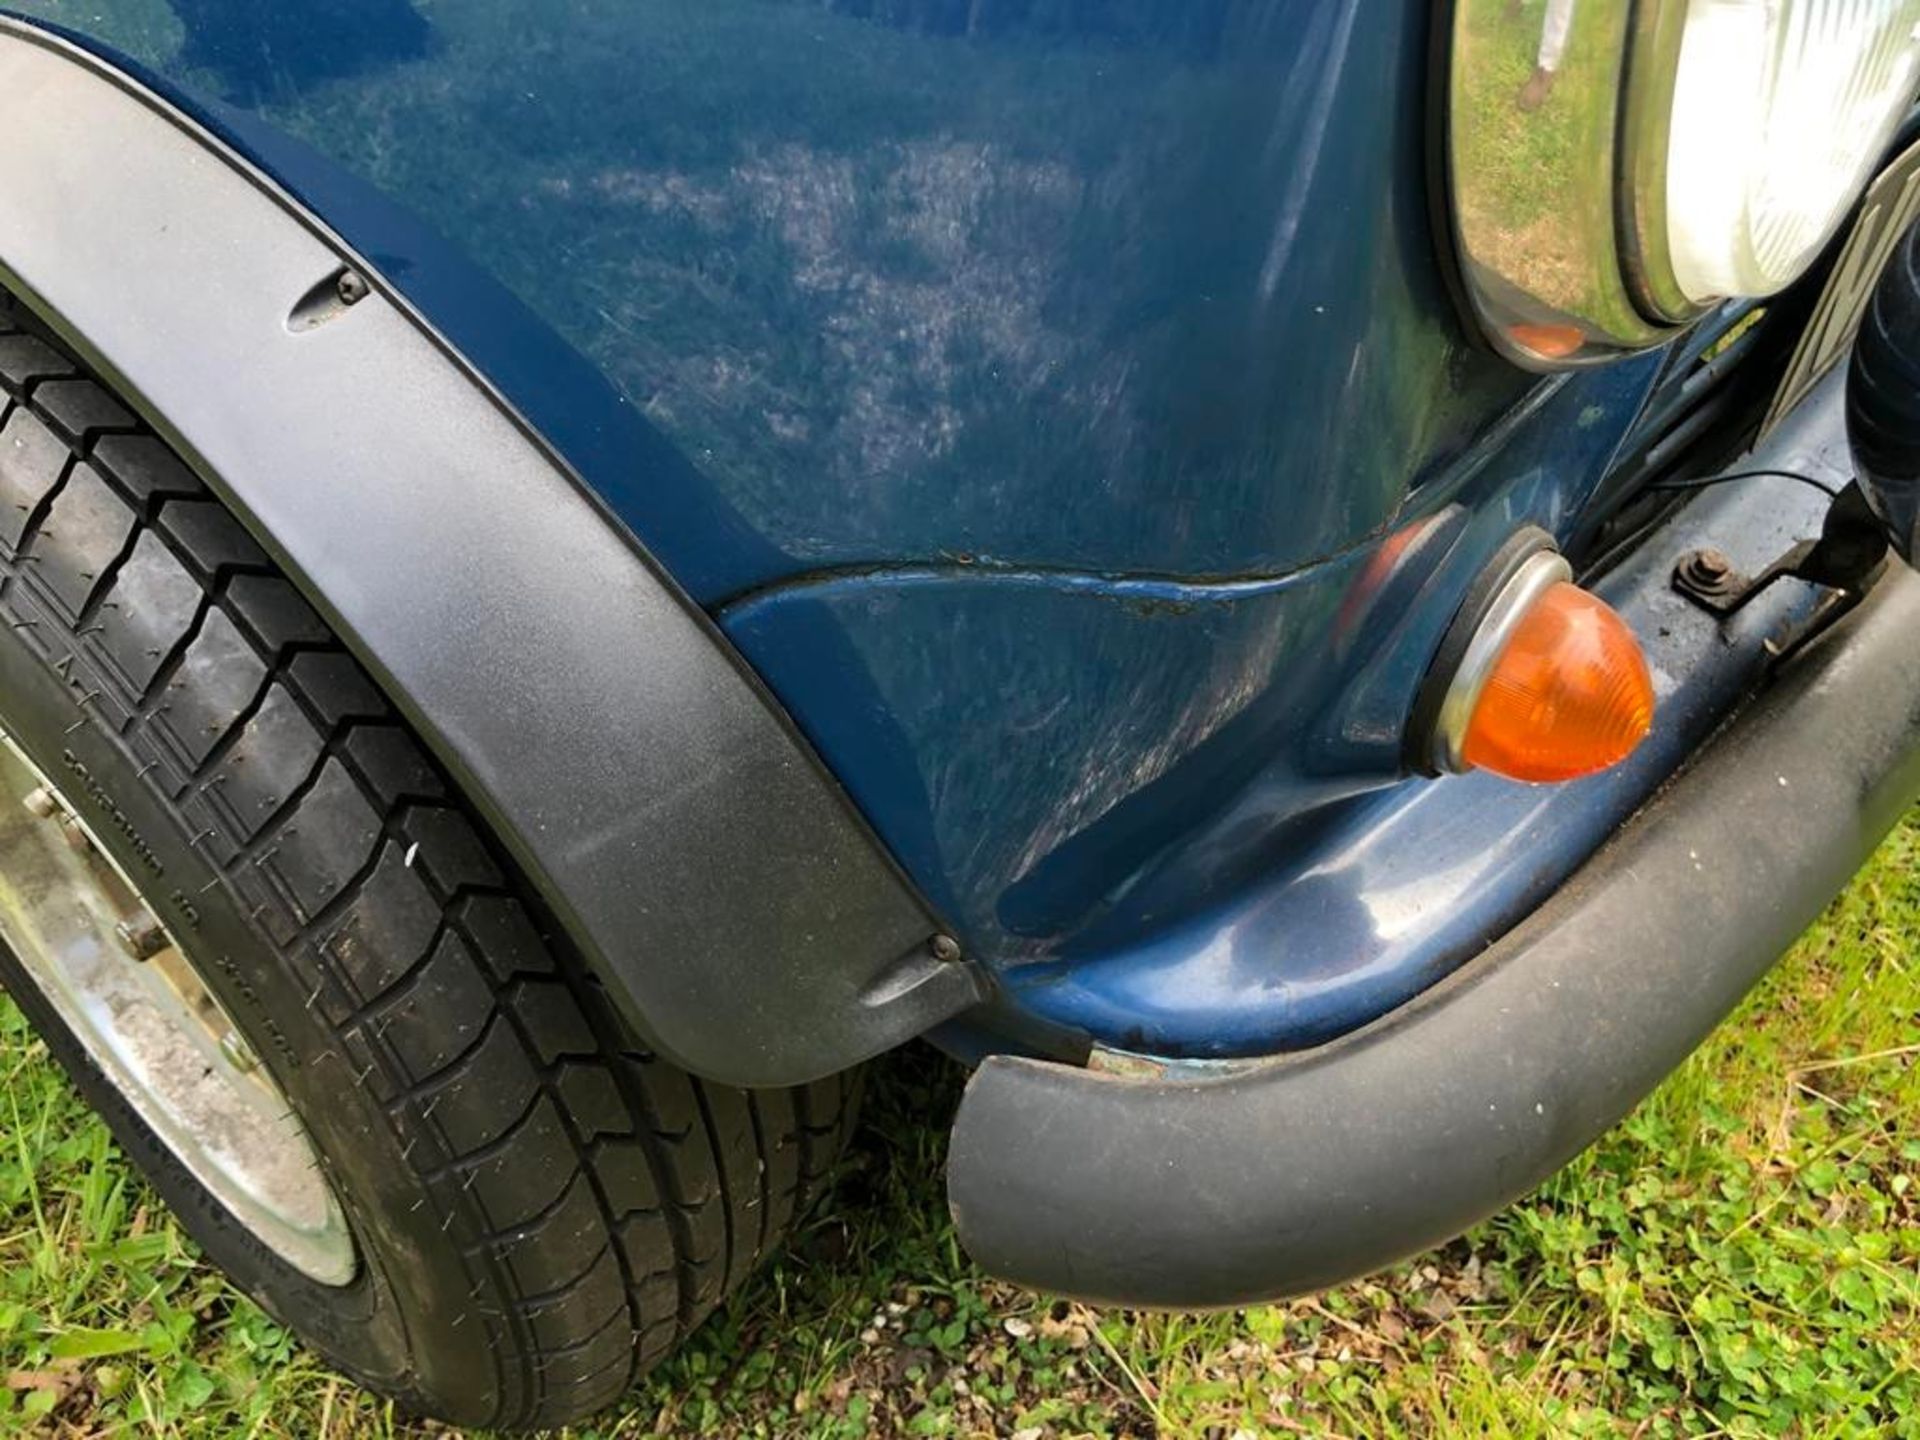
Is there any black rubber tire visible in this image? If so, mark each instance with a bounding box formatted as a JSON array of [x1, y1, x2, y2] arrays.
[[0, 294, 861, 1431], [1848, 218, 1920, 562]]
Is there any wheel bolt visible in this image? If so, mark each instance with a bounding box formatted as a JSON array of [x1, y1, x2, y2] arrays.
[[220, 1029, 260, 1074], [114, 914, 168, 961]]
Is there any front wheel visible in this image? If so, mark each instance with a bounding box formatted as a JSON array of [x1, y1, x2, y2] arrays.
[[0, 298, 860, 1429]]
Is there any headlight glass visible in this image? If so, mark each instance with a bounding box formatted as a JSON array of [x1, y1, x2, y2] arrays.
[[1665, 0, 1920, 305]]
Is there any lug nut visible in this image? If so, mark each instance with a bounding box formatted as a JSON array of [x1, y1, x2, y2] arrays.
[[114, 914, 168, 961], [219, 1029, 260, 1074]]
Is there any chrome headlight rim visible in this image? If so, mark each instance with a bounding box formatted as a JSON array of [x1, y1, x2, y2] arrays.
[[1444, 0, 1920, 370], [1617, 0, 1707, 328], [1444, 0, 1677, 369]]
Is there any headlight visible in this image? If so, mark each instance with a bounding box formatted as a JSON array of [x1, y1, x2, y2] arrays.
[[1658, 2, 1920, 306], [1446, 0, 1920, 368]]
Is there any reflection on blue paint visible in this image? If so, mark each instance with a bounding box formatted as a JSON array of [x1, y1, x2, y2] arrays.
[[7, 0, 1526, 597], [170, 0, 431, 99]]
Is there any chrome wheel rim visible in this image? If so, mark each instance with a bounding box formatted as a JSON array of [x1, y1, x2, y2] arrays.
[[0, 730, 355, 1286]]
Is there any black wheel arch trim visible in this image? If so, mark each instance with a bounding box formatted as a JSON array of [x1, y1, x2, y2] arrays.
[[0, 19, 985, 1088], [948, 564, 1920, 1308]]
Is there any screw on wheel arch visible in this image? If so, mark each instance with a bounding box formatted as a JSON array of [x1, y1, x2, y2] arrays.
[[0, 292, 864, 1430]]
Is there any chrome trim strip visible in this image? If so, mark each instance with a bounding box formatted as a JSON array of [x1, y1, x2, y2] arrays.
[[1431, 548, 1574, 772]]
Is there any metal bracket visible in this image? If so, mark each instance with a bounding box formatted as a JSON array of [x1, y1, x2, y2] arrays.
[[1671, 483, 1889, 661]]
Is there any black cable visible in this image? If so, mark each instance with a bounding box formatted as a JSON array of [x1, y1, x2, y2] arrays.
[[1644, 467, 1842, 500]]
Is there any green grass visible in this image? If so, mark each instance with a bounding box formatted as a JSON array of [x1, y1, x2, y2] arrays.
[[5, 817, 1920, 1438]]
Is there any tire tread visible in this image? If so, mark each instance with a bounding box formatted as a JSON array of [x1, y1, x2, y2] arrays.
[[0, 295, 856, 1430]]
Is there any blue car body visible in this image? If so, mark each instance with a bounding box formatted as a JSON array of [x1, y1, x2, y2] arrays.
[[9, 0, 1840, 1065]]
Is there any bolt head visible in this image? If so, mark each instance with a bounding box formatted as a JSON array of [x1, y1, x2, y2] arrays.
[[928, 934, 962, 963], [1675, 547, 1738, 595], [114, 915, 168, 961], [21, 786, 57, 819], [1692, 548, 1732, 580], [335, 271, 370, 306]]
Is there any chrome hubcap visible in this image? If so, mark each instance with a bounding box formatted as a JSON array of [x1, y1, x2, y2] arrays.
[[0, 731, 355, 1286]]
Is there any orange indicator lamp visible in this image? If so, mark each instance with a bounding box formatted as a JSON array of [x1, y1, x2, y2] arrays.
[[1417, 532, 1654, 783]]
